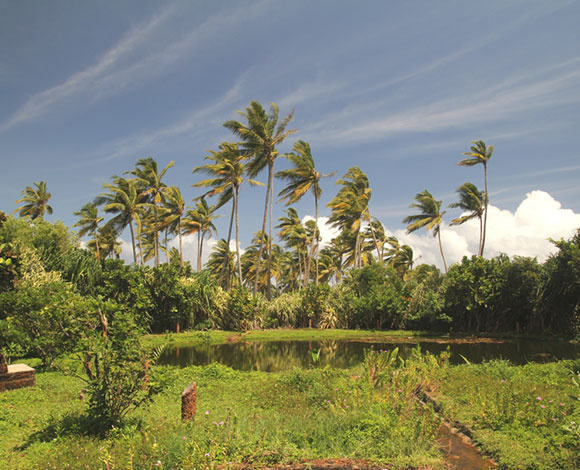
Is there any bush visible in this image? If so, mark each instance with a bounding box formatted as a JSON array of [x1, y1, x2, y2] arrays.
[[77, 299, 163, 432], [0, 281, 91, 367]]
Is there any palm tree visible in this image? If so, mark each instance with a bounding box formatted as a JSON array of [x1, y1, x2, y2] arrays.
[[384, 236, 414, 279], [73, 202, 103, 262], [276, 208, 308, 287], [449, 182, 485, 256], [128, 157, 174, 267], [403, 190, 448, 273], [223, 101, 296, 299], [458, 140, 493, 256], [182, 198, 219, 271], [206, 239, 237, 288], [15, 181, 53, 219], [193, 142, 263, 287], [163, 186, 186, 266], [92, 224, 122, 260], [276, 140, 335, 286], [95, 176, 146, 264], [327, 167, 379, 268]]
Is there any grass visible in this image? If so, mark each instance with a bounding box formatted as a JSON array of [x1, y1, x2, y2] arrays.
[[0, 352, 445, 470], [143, 328, 435, 349], [432, 359, 580, 470]]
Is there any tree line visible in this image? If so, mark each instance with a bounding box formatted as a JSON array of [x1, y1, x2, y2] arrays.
[[10, 100, 498, 298]]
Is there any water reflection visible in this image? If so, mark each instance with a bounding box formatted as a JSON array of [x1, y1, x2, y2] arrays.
[[158, 338, 580, 371]]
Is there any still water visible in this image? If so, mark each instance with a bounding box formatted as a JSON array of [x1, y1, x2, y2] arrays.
[[158, 337, 580, 371]]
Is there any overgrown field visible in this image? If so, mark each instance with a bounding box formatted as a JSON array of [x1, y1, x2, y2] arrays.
[[0, 350, 445, 470], [433, 359, 580, 470]]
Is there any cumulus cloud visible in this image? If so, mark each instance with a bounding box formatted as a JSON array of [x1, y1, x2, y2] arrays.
[[394, 190, 580, 270]]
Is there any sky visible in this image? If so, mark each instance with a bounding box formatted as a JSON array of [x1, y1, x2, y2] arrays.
[[1, 0, 580, 270]]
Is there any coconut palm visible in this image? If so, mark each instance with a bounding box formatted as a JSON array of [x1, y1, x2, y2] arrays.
[[182, 198, 219, 271], [193, 142, 263, 287], [206, 239, 237, 287], [73, 202, 103, 262], [459, 140, 493, 256], [449, 182, 485, 256], [384, 236, 414, 279], [276, 140, 335, 286], [128, 157, 174, 267], [276, 208, 308, 287], [327, 167, 380, 268], [15, 181, 53, 220], [163, 186, 186, 266], [403, 190, 448, 273], [92, 224, 122, 260], [224, 101, 296, 299], [95, 176, 146, 264]]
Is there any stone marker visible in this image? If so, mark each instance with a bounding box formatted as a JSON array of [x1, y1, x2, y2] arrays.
[[0, 363, 36, 392], [181, 382, 197, 421]]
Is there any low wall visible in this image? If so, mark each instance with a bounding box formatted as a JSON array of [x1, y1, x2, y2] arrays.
[[0, 364, 36, 392]]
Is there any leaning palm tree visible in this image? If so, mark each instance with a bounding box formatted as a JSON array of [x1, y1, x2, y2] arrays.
[[182, 198, 219, 271], [193, 142, 263, 287], [15, 181, 53, 220], [276, 140, 335, 286], [276, 207, 308, 287], [449, 182, 485, 256], [73, 202, 103, 262], [127, 157, 174, 267], [327, 167, 379, 268], [403, 190, 448, 273], [163, 186, 186, 266], [95, 176, 146, 264], [224, 101, 296, 299], [458, 141, 493, 257]]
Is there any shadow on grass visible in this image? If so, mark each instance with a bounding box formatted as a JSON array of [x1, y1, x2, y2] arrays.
[[16, 411, 142, 450]]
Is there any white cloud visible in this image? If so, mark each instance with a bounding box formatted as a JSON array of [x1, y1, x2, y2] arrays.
[[394, 190, 580, 271]]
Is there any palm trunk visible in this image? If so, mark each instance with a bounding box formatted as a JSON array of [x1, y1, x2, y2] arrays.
[[253, 163, 271, 296], [165, 227, 169, 264], [315, 198, 319, 286], [478, 215, 483, 257], [129, 218, 137, 264], [178, 218, 183, 267], [138, 226, 144, 265], [94, 229, 101, 262], [437, 229, 448, 273], [366, 214, 382, 262], [355, 229, 361, 268], [305, 198, 319, 286], [199, 232, 205, 271], [154, 204, 159, 267], [481, 163, 488, 257], [267, 164, 274, 300], [197, 231, 201, 272], [235, 186, 243, 287], [220, 197, 235, 289]]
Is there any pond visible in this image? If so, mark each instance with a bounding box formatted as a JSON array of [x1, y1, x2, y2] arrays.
[[157, 337, 580, 371]]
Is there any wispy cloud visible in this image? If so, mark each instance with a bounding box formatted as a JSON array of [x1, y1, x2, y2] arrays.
[[0, 5, 176, 132], [93, 78, 245, 162], [0, 2, 270, 133], [307, 58, 580, 146]]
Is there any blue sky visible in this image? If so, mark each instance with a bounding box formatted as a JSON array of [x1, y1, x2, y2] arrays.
[[2, 0, 580, 267]]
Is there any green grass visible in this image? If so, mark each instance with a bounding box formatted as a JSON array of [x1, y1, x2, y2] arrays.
[[143, 328, 434, 349], [0, 357, 444, 470], [432, 359, 580, 470]]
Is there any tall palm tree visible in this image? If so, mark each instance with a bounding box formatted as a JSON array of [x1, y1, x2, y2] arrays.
[[193, 142, 263, 287], [95, 176, 146, 264], [449, 182, 485, 256], [128, 157, 174, 267], [73, 202, 103, 262], [403, 190, 448, 273], [276, 140, 335, 286], [223, 101, 296, 299], [15, 181, 53, 220], [182, 198, 219, 271], [458, 140, 493, 257], [327, 167, 379, 268]]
